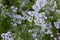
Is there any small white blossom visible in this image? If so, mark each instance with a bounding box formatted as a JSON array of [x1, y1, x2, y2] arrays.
[[13, 23, 17, 27], [0, 3, 2, 7], [58, 36, 60, 40], [56, 9, 60, 13], [11, 6, 18, 12], [28, 30, 32, 33], [54, 37, 57, 40], [32, 0, 47, 12], [54, 20, 60, 29], [1, 32, 14, 40], [45, 30, 52, 34], [27, 11, 34, 16], [35, 38, 38, 40], [54, 1, 57, 7], [50, 34, 54, 37], [32, 33, 37, 37]]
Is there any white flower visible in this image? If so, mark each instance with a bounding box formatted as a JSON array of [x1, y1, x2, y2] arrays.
[[41, 24, 46, 28], [54, 20, 60, 29], [54, 1, 57, 7], [56, 9, 60, 13], [45, 30, 52, 34], [35, 38, 38, 40], [32, 4, 41, 12], [11, 6, 14, 9], [1, 32, 14, 40], [54, 37, 57, 40], [16, 20, 21, 24], [0, 3, 2, 7], [27, 11, 34, 16], [44, 16, 47, 19], [58, 36, 60, 40], [32, 0, 47, 12], [1, 33, 5, 39], [40, 0, 47, 7], [50, 34, 54, 37], [32, 33, 37, 37], [24, 0, 30, 4], [57, 33, 60, 35], [15, 15, 21, 19], [11, 6, 18, 12], [28, 30, 32, 33], [13, 23, 17, 27]]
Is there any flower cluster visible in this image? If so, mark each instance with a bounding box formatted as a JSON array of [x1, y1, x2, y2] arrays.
[[11, 6, 18, 13], [0, 0, 60, 40], [11, 15, 25, 27], [54, 20, 60, 29], [1, 32, 14, 40], [32, 0, 47, 12]]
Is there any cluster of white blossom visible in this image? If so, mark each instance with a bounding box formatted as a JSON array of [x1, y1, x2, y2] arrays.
[[27, 0, 48, 34], [27, 0, 60, 40], [29, 28, 40, 40], [22, 11, 33, 22], [57, 32, 60, 40], [0, 5, 7, 16], [11, 6, 18, 13], [10, 6, 26, 27], [56, 9, 60, 14], [24, 0, 30, 4], [0, 3, 2, 7], [54, 19, 60, 29], [32, 0, 47, 12], [27, 0, 47, 25], [1, 32, 14, 40], [1, 0, 60, 40], [11, 14, 25, 27]]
